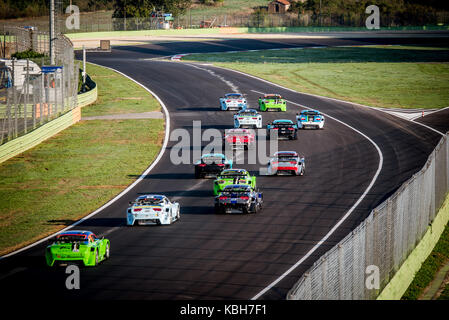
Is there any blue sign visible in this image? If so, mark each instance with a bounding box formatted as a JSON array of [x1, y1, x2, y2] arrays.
[[41, 66, 63, 73]]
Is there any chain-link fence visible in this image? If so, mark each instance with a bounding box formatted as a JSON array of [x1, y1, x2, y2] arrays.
[[60, 12, 449, 33], [288, 134, 449, 300], [0, 26, 79, 145], [3, 11, 448, 34]]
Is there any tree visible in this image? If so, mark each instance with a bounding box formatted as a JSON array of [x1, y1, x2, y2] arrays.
[[113, 0, 191, 18]]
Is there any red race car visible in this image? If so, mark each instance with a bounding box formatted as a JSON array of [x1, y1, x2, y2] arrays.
[[223, 128, 256, 150]]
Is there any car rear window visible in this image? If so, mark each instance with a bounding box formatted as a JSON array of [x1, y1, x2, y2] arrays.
[[138, 198, 163, 205], [276, 157, 298, 162], [203, 156, 224, 164], [220, 171, 247, 177], [274, 123, 293, 127], [55, 235, 87, 243]]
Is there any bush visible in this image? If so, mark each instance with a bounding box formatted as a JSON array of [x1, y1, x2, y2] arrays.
[[11, 49, 45, 59]]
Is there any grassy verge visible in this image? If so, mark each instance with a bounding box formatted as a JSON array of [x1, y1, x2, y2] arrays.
[[183, 45, 449, 109], [402, 224, 449, 299], [81, 63, 161, 117], [438, 281, 449, 300], [0, 65, 165, 256]]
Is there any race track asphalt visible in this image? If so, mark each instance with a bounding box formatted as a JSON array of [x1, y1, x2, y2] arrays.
[[0, 33, 447, 300]]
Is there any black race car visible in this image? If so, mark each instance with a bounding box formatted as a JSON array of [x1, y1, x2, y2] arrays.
[[194, 153, 232, 178], [214, 184, 263, 214], [267, 119, 298, 140]]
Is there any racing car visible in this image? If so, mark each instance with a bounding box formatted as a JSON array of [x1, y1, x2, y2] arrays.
[[267, 151, 305, 176], [213, 169, 256, 196], [45, 230, 110, 267], [234, 109, 262, 129], [258, 94, 287, 112], [223, 128, 256, 150], [214, 184, 263, 214], [267, 119, 298, 140], [127, 195, 180, 226], [194, 153, 233, 178], [296, 110, 325, 129], [219, 93, 247, 111]]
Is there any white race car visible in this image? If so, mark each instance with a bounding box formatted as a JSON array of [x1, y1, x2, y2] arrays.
[[219, 93, 247, 111], [296, 110, 325, 129], [127, 195, 180, 226], [234, 109, 262, 129], [267, 151, 305, 176]]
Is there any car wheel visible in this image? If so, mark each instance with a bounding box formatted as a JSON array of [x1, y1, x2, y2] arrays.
[[94, 250, 99, 266], [214, 205, 223, 214], [105, 243, 110, 260], [250, 203, 258, 214]]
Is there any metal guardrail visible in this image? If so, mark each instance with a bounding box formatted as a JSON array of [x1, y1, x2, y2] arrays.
[[288, 134, 449, 300]]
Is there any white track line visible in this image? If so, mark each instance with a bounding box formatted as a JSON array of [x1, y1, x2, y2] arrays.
[[0, 64, 171, 260], [249, 90, 384, 300], [181, 59, 444, 298], [176, 61, 384, 300], [410, 106, 449, 121], [207, 64, 446, 137]]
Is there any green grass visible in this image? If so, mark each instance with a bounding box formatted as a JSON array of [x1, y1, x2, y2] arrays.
[[80, 62, 161, 117], [187, 0, 268, 18], [402, 224, 449, 299], [183, 45, 449, 109], [0, 65, 165, 255]]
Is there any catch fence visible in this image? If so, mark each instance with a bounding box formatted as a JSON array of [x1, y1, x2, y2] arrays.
[[0, 26, 79, 145], [288, 134, 449, 299]]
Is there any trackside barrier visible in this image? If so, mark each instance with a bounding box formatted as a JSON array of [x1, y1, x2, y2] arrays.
[[0, 78, 96, 165], [377, 195, 449, 299], [287, 134, 449, 300]]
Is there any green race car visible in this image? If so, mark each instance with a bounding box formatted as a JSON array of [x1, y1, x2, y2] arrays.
[[213, 169, 256, 195], [45, 230, 110, 267], [258, 94, 287, 112]]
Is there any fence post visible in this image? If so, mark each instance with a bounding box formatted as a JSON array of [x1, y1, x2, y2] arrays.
[[338, 244, 343, 299], [24, 59, 29, 133]]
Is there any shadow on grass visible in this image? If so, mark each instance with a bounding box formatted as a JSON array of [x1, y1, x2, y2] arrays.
[[127, 173, 195, 180], [47, 218, 125, 228]]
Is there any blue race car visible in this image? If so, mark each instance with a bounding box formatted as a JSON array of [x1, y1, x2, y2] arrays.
[[296, 110, 325, 129], [219, 93, 247, 111]]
